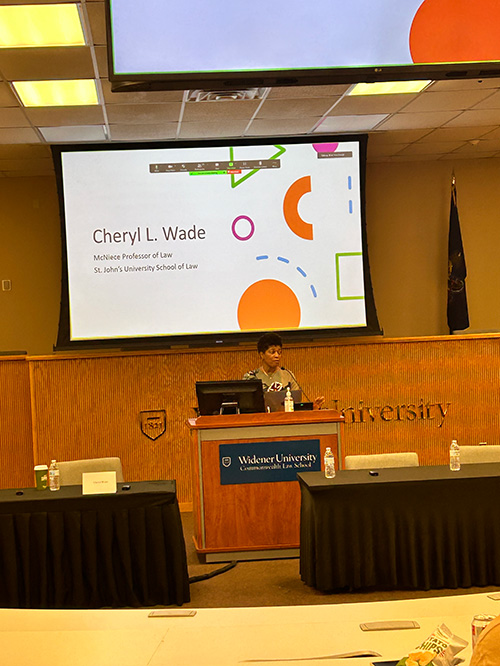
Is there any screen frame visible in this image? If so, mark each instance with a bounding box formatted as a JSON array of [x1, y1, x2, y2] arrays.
[[104, 1, 500, 92], [52, 132, 381, 352], [196, 379, 266, 415]]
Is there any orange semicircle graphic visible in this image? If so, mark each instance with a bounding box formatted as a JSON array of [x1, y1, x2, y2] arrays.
[[237, 279, 301, 330], [283, 175, 313, 240], [410, 0, 500, 63]]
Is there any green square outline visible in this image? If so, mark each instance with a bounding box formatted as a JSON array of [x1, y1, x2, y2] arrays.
[[335, 252, 364, 301]]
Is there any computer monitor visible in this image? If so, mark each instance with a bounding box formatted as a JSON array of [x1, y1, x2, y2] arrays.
[[196, 379, 265, 416]]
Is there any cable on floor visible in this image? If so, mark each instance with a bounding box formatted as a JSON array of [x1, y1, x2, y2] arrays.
[[188, 561, 237, 584]]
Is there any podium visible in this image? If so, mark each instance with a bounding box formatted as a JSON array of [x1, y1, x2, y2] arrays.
[[188, 410, 343, 562]]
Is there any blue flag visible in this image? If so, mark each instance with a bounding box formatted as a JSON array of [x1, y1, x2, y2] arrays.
[[447, 176, 469, 333]]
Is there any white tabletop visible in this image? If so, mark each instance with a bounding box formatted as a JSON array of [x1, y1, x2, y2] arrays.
[[0, 592, 497, 665]]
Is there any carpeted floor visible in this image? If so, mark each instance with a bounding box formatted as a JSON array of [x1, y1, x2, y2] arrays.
[[179, 512, 500, 609]]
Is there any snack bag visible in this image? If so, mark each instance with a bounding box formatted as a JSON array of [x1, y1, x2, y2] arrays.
[[396, 624, 468, 666]]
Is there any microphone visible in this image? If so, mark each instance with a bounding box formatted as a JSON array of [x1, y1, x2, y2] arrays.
[[280, 367, 312, 403]]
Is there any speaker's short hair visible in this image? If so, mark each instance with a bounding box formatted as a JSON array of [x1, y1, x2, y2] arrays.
[[257, 332, 282, 354]]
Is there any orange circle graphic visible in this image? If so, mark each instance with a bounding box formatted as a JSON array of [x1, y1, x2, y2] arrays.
[[237, 280, 301, 331], [410, 0, 500, 63]]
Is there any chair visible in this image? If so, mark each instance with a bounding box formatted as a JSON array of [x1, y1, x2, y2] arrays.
[[344, 452, 419, 470], [58, 457, 124, 486], [460, 445, 500, 464]]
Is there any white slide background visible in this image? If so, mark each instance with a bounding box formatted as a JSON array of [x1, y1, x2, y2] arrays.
[[61, 140, 367, 340]]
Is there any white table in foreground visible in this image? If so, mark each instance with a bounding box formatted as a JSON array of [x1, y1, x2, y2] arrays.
[[0, 592, 497, 665]]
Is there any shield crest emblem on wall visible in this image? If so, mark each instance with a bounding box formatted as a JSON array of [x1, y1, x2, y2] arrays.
[[140, 410, 166, 440]]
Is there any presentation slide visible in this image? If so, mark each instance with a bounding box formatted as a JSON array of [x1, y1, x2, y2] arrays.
[[59, 139, 367, 341]]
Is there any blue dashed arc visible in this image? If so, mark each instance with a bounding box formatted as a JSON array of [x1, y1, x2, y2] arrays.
[[256, 255, 317, 298]]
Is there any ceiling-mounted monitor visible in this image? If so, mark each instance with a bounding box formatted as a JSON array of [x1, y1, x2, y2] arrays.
[[106, 0, 500, 92], [52, 133, 380, 350]]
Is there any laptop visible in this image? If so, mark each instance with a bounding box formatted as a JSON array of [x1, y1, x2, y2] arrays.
[[264, 390, 302, 412]]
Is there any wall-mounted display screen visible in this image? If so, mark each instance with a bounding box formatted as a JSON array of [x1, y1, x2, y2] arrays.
[[107, 0, 500, 91], [53, 134, 380, 349]]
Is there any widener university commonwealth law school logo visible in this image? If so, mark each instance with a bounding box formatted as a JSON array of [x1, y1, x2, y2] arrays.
[[219, 439, 321, 485]]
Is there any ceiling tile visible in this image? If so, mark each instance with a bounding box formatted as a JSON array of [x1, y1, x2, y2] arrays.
[[378, 110, 460, 130], [25, 106, 105, 126], [0, 0, 73, 4], [397, 141, 466, 155], [0, 106, 29, 127], [400, 89, 493, 113], [444, 109, 500, 127], [367, 143, 408, 157], [257, 98, 334, 119], [384, 154, 445, 162], [0, 82, 18, 106], [368, 129, 432, 145], [417, 126, 497, 142], [0, 144, 50, 159], [106, 103, 181, 124], [331, 94, 417, 115], [0, 127, 40, 143], [438, 151, 499, 160], [316, 114, 388, 132], [39, 125, 107, 142], [100, 79, 183, 105], [94, 45, 108, 78], [245, 118, 315, 135], [108, 123, 178, 141], [428, 78, 500, 92], [183, 100, 259, 122], [0, 47, 94, 80], [480, 126, 500, 140], [471, 91, 500, 110], [179, 120, 250, 139], [453, 138, 500, 153], [2, 169, 55, 177], [267, 84, 350, 99], [86, 2, 107, 47], [0, 157, 53, 172]]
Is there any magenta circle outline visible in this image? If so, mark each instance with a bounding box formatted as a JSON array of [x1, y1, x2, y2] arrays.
[[232, 215, 255, 241]]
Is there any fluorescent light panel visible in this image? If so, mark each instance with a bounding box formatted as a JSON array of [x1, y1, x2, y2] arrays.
[[349, 81, 432, 96], [13, 80, 98, 107], [0, 4, 85, 48]]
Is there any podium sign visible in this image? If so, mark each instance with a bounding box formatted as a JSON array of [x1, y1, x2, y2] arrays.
[[219, 439, 321, 485]]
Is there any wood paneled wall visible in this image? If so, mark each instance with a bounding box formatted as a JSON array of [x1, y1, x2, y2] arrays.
[[0, 356, 34, 488], [3, 334, 499, 502]]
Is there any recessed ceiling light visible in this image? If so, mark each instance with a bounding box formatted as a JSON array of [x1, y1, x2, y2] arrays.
[[349, 81, 432, 96], [0, 4, 85, 48], [13, 80, 98, 107]]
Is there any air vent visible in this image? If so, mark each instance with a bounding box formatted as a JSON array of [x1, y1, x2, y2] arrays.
[[187, 88, 269, 102]]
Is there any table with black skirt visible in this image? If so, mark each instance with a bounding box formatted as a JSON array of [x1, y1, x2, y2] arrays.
[[0, 480, 190, 608], [298, 464, 500, 593]]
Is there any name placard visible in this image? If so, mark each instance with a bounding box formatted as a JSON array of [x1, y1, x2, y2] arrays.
[[82, 471, 117, 495], [219, 439, 321, 485]]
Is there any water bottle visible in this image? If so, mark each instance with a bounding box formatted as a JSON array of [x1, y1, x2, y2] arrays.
[[48, 459, 60, 491], [449, 439, 460, 471], [324, 447, 336, 479], [284, 386, 294, 412]]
